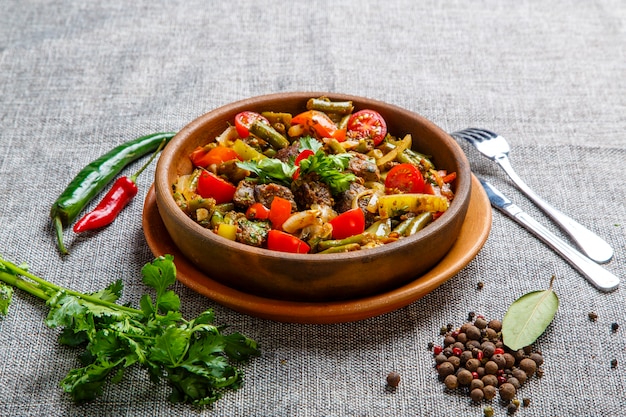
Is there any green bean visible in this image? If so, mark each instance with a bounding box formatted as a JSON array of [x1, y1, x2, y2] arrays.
[[250, 120, 289, 149], [326, 138, 346, 154], [401, 148, 434, 170], [337, 114, 351, 130], [306, 98, 354, 115], [365, 218, 392, 237], [318, 243, 361, 254], [392, 218, 413, 236], [405, 212, 433, 236], [50, 132, 176, 254], [317, 234, 366, 251]]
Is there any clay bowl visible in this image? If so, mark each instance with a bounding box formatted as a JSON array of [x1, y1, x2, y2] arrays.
[[153, 92, 471, 302]]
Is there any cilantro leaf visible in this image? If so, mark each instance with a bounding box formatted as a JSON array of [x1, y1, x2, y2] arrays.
[[298, 136, 323, 153], [0, 283, 13, 316], [0, 254, 260, 408], [237, 158, 296, 186], [299, 151, 356, 194]]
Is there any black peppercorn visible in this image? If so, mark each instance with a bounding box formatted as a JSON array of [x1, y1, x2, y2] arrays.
[[484, 361, 499, 375], [488, 319, 502, 332], [507, 377, 521, 389], [503, 353, 516, 369], [470, 388, 485, 403], [386, 371, 401, 387], [499, 382, 516, 402], [530, 352, 544, 367], [475, 317, 488, 329], [611, 322, 619, 332], [481, 374, 498, 387], [457, 369, 473, 386], [611, 358, 618, 369], [460, 350, 473, 364], [485, 328, 498, 341], [447, 355, 461, 370], [438, 361, 455, 378], [435, 354, 448, 365], [492, 353, 506, 369], [470, 378, 484, 391], [466, 325, 482, 341], [444, 374, 458, 389], [481, 342, 496, 358], [511, 368, 528, 385], [519, 358, 537, 377], [483, 384, 497, 400], [465, 358, 481, 372]]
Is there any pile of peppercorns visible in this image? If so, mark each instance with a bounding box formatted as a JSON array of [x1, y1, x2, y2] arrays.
[[431, 314, 544, 414]]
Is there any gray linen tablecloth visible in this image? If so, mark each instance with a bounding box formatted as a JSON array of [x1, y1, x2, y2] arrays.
[[1, 1, 624, 416]]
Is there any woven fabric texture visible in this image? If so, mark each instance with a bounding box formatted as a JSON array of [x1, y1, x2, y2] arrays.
[[1, 1, 625, 416]]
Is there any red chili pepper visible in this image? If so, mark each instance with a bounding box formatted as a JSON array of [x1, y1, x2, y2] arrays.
[[73, 139, 166, 233]]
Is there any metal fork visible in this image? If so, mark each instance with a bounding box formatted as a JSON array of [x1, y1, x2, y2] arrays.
[[451, 128, 614, 263]]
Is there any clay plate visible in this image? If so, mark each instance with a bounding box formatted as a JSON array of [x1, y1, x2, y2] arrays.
[[142, 175, 491, 324]]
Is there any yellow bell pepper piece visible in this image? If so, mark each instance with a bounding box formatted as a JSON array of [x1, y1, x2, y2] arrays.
[[232, 139, 267, 161], [217, 223, 237, 241], [377, 194, 449, 218]]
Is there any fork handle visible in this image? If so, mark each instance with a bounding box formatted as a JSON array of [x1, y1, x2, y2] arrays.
[[494, 154, 614, 263]]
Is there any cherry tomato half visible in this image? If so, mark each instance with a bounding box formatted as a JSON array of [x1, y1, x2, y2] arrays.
[[269, 196, 293, 229], [385, 163, 425, 194], [267, 230, 310, 254], [234, 111, 270, 138], [291, 110, 345, 140], [346, 109, 387, 146], [329, 208, 365, 240], [196, 170, 237, 204], [190, 146, 240, 168], [246, 202, 271, 220]]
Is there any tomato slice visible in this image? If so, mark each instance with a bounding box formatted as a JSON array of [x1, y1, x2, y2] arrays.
[[190, 146, 240, 168], [246, 202, 270, 220], [234, 111, 270, 138], [385, 163, 425, 194], [269, 196, 293, 229], [291, 110, 341, 139], [329, 208, 365, 240], [196, 170, 237, 204], [267, 230, 310, 254], [347, 109, 387, 146]]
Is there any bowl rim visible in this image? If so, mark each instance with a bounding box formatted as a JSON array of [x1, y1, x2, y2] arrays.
[[155, 91, 471, 263]]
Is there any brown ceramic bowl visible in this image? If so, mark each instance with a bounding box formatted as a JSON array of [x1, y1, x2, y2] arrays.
[[153, 92, 471, 302]]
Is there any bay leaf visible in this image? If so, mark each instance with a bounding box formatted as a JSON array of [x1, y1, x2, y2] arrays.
[[501, 277, 559, 351]]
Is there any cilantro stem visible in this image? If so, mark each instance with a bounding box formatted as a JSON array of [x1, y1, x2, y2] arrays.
[[0, 270, 48, 301], [0, 259, 141, 316]]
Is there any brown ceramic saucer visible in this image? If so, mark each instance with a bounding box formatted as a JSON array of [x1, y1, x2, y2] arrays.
[[142, 175, 491, 324]]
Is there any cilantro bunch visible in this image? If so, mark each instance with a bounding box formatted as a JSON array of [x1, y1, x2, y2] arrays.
[[0, 254, 260, 407], [237, 136, 356, 194]]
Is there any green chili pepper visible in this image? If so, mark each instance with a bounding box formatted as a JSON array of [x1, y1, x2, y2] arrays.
[[50, 132, 176, 255]]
